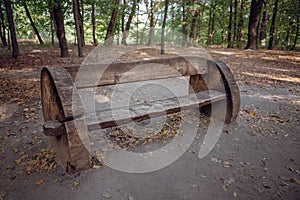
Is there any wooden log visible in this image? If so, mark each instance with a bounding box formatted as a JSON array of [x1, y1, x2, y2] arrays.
[[86, 90, 226, 130], [64, 56, 208, 88], [41, 67, 89, 171], [189, 60, 240, 123]]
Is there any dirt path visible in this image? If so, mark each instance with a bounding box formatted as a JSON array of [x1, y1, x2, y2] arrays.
[[0, 45, 299, 200]]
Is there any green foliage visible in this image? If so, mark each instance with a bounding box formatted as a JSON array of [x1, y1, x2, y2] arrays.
[[1, 0, 297, 48]]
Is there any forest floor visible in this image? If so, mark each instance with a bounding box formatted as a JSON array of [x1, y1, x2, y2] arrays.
[[0, 43, 299, 200]]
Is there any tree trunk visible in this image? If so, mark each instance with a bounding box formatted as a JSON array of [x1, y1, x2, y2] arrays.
[[268, 0, 278, 50], [190, 0, 201, 46], [73, 0, 83, 57], [4, 0, 19, 58], [91, 2, 97, 46], [182, 0, 188, 46], [291, 16, 299, 50], [121, 0, 137, 45], [23, 1, 44, 44], [259, 2, 269, 46], [105, 0, 120, 46], [161, 0, 168, 54], [207, 1, 213, 45], [7, 26, 10, 50], [79, 0, 85, 46], [50, 11, 55, 47], [237, 0, 245, 48], [227, 0, 233, 48], [0, 0, 7, 47], [121, 0, 126, 33], [211, 8, 215, 45], [52, 0, 69, 57], [148, 0, 155, 46], [136, 3, 139, 44], [245, 0, 264, 50], [233, 0, 238, 47]]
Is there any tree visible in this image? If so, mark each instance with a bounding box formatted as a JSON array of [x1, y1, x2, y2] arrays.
[[73, 0, 83, 57], [233, 0, 238, 46], [245, 0, 264, 50], [79, 0, 84, 46], [52, 0, 69, 57], [207, 0, 216, 45], [23, 1, 44, 44], [49, 9, 55, 47], [268, 0, 278, 50], [161, 0, 168, 54], [121, 0, 137, 45], [181, 0, 188, 46], [227, 0, 233, 48], [0, 0, 7, 47], [105, 0, 120, 45], [91, 2, 97, 46], [260, 1, 269, 46], [4, 0, 19, 58], [236, 0, 245, 48], [190, 0, 201, 46], [148, 0, 155, 46], [291, 15, 299, 50]]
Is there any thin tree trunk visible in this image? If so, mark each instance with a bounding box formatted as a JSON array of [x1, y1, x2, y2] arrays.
[[91, 2, 97, 46], [50, 11, 55, 47], [190, 0, 200, 46], [207, 1, 213, 45], [52, 0, 69, 57], [268, 0, 278, 50], [0, 0, 7, 47], [237, 0, 245, 48], [195, 3, 205, 45], [79, 0, 85, 46], [291, 16, 299, 50], [73, 0, 83, 57], [232, 0, 238, 47], [23, 1, 44, 44], [259, 2, 269, 46], [105, 0, 120, 45], [245, 0, 264, 50], [121, 0, 137, 45], [4, 0, 19, 58], [121, 0, 126, 33], [7, 26, 10, 50], [285, 20, 293, 47], [211, 6, 215, 45], [227, 0, 233, 48], [148, 0, 155, 46], [136, 3, 139, 44], [161, 0, 168, 54], [182, 0, 187, 46], [171, 4, 175, 45]]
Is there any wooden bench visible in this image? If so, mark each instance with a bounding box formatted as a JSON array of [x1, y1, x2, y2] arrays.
[[40, 56, 240, 172]]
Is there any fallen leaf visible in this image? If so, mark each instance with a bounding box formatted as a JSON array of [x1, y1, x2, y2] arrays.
[[14, 159, 21, 164], [128, 196, 135, 200], [13, 148, 19, 154], [233, 192, 237, 198], [73, 181, 79, 188], [289, 178, 300, 184], [35, 179, 45, 186], [102, 192, 111, 199]]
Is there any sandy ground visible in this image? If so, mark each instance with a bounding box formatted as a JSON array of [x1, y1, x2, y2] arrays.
[[0, 45, 299, 200]]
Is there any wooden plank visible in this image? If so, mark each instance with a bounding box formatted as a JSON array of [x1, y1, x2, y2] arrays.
[[86, 90, 226, 131], [64, 56, 208, 88]]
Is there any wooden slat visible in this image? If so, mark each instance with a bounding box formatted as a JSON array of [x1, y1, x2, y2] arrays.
[[64, 56, 208, 88], [86, 90, 226, 131]]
